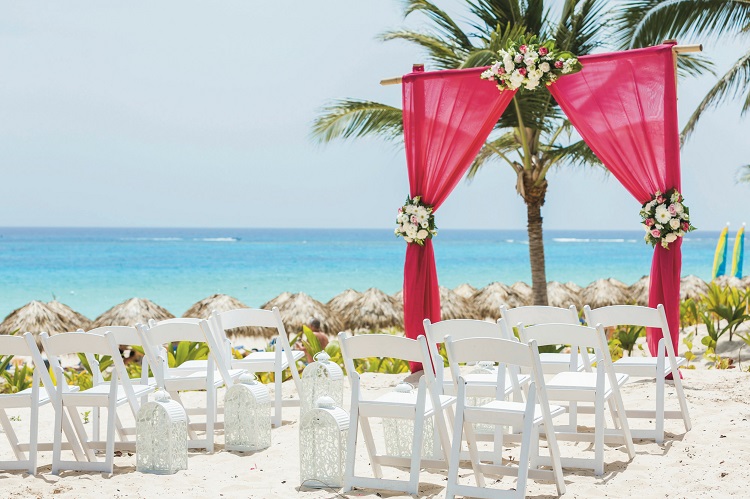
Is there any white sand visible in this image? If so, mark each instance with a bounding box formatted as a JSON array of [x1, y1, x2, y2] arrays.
[[0, 360, 748, 498]]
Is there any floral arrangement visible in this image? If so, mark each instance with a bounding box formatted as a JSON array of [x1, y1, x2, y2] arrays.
[[480, 35, 582, 91], [395, 196, 437, 246], [640, 189, 696, 249]]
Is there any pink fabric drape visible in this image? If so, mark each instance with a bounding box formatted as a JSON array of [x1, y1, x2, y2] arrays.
[[549, 43, 682, 356], [402, 67, 516, 371]]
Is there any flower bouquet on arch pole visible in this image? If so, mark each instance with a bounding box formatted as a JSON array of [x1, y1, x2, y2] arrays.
[[640, 188, 696, 249], [395, 196, 437, 246]]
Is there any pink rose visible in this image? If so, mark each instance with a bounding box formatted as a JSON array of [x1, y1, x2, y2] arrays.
[[645, 218, 655, 227], [411, 215, 418, 224], [651, 229, 661, 238], [519, 45, 527, 54], [398, 207, 402, 213], [498, 67, 506, 74], [539, 47, 549, 56], [514, 54, 524, 63], [682, 222, 690, 231], [554, 60, 564, 69], [668, 204, 677, 215], [656, 195, 666, 204], [518, 67, 527, 76]]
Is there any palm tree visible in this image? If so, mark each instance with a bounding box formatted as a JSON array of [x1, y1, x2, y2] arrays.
[[312, 0, 607, 305], [616, 1, 750, 141]]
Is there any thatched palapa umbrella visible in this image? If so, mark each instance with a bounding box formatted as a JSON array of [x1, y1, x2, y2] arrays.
[[452, 283, 477, 299], [46, 300, 92, 331], [326, 289, 362, 316], [341, 288, 403, 332], [182, 294, 261, 338], [92, 297, 174, 328], [0, 301, 84, 341], [439, 286, 481, 320], [472, 282, 525, 319], [261, 291, 293, 311], [391, 290, 403, 305], [510, 281, 533, 306], [546, 281, 582, 309], [713, 275, 745, 289], [265, 292, 343, 337], [581, 278, 631, 309], [680, 275, 709, 301], [628, 276, 650, 307]]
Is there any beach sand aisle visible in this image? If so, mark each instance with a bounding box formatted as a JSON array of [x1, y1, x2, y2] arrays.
[[0, 369, 748, 498]]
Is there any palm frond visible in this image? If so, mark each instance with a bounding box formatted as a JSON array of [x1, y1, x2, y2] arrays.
[[401, 0, 474, 50], [682, 49, 750, 140], [555, 0, 609, 55], [615, 0, 750, 49], [677, 53, 717, 78], [466, 0, 525, 35], [738, 164, 750, 183], [467, 132, 521, 178], [310, 99, 403, 144], [380, 30, 466, 69], [548, 138, 603, 169]]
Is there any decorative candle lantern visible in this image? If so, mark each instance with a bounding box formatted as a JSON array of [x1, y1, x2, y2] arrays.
[[299, 396, 349, 489], [224, 373, 271, 452], [382, 382, 438, 459], [136, 391, 188, 475], [300, 351, 344, 416]]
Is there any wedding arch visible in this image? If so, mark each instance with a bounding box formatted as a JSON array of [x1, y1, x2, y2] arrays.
[[392, 42, 699, 371]]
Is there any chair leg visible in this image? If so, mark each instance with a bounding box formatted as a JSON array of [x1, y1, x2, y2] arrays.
[[206, 386, 215, 453], [359, 416, 382, 478], [52, 400, 64, 475], [104, 403, 117, 475], [273, 367, 282, 428], [342, 395, 359, 493], [656, 373, 665, 444], [445, 400, 466, 499], [463, 420, 485, 488], [594, 397, 605, 476], [0, 411, 25, 461], [672, 367, 692, 431], [515, 413, 536, 499], [29, 403, 39, 474]]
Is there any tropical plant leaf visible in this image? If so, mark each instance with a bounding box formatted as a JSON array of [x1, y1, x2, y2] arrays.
[[310, 99, 403, 144]]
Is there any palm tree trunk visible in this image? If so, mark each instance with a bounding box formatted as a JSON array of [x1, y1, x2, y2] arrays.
[[522, 173, 549, 305]]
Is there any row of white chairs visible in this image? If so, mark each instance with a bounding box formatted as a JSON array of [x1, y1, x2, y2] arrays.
[[0, 307, 304, 475], [338, 304, 692, 498]]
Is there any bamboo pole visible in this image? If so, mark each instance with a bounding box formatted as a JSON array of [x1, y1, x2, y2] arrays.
[[380, 44, 703, 85]]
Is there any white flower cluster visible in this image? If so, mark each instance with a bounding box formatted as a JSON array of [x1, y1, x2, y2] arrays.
[[640, 189, 695, 249], [480, 41, 580, 92], [395, 196, 437, 246]]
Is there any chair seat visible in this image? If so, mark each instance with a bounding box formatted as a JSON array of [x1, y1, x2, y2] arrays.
[[62, 384, 154, 406], [546, 371, 629, 400], [539, 352, 595, 371], [359, 392, 455, 419], [614, 355, 687, 376], [231, 350, 304, 372], [0, 388, 52, 408], [467, 400, 566, 425], [163, 369, 244, 391], [442, 372, 530, 397]]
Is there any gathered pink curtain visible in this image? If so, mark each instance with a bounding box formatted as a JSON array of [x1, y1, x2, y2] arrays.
[[549, 43, 682, 356], [402, 67, 516, 371]]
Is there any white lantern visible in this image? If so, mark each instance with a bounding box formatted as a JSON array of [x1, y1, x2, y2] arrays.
[[382, 382, 439, 460], [224, 373, 271, 452], [300, 351, 344, 416], [299, 396, 348, 489], [136, 391, 188, 475]]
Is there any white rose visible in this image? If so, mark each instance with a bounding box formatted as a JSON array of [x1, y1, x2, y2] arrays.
[[655, 224, 663, 230], [673, 202, 684, 213], [539, 62, 550, 72], [664, 233, 678, 243], [514, 54, 523, 63], [669, 219, 680, 229], [681, 212, 689, 220], [524, 57, 536, 68], [525, 79, 539, 90], [404, 237, 413, 243], [417, 229, 428, 240], [642, 223, 651, 232], [421, 221, 428, 229], [677, 230, 685, 237]]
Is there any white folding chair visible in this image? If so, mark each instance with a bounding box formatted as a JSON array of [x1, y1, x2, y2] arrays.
[[208, 307, 303, 428], [583, 304, 691, 443], [499, 304, 594, 374], [136, 319, 243, 452], [0, 333, 66, 474], [519, 323, 635, 476], [444, 336, 566, 499], [338, 332, 455, 495], [41, 331, 154, 474]]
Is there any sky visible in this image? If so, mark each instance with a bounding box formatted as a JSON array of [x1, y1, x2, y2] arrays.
[[0, 1, 748, 232]]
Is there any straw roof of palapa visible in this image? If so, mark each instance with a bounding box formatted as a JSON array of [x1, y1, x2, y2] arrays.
[[680, 275, 709, 301], [546, 281, 582, 309], [628, 276, 650, 306], [472, 282, 525, 319], [392, 290, 403, 305], [92, 298, 174, 328], [581, 278, 632, 309], [260, 291, 293, 311], [265, 292, 343, 337], [181, 294, 261, 338], [326, 289, 362, 316], [439, 286, 481, 320], [341, 288, 403, 332], [511, 281, 533, 306], [453, 283, 477, 299], [713, 275, 746, 289], [46, 300, 92, 331], [0, 301, 83, 339]]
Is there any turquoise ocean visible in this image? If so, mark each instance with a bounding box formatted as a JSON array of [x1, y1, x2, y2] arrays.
[[0, 227, 741, 320]]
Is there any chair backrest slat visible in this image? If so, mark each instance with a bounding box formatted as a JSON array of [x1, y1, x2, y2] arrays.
[[339, 333, 424, 363], [216, 308, 279, 330], [584, 304, 663, 328], [42, 331, 113, 357], [445, 336, 534, 370], [519, 323, 599, 351], [85, 325, 141, 346], [144, 321, 207, 345], [0, 334, 33, 357]]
